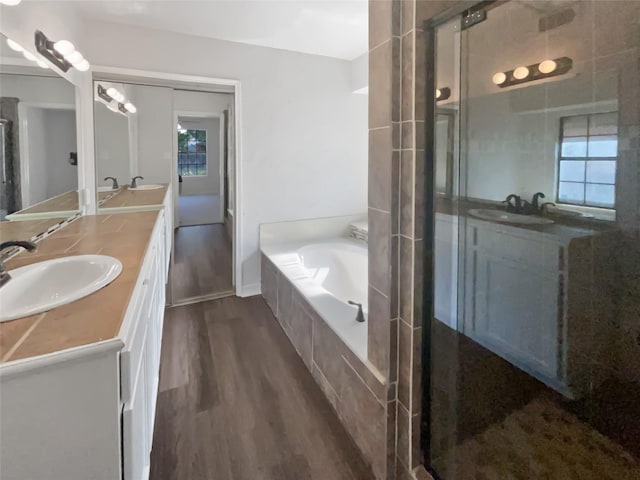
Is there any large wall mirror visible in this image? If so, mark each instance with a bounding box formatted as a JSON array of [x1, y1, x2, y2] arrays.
[[0, 32, 80, 225]]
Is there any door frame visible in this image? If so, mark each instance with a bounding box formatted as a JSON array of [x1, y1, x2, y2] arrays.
[[174, 111, 225, 223], [92, 66, 244, 297]]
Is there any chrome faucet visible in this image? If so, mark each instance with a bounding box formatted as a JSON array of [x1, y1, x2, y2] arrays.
[[104, 176, 119, 189], [347, 300, 366, 323], [0, 240, 37, 288], [130, 176, 144, 188]]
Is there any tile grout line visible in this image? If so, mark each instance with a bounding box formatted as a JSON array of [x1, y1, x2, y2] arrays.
[[1, 313, 46, 363]]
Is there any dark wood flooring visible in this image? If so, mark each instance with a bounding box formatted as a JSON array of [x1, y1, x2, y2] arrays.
[[150, 296, 373, 480], [171, 224, 233, 302]]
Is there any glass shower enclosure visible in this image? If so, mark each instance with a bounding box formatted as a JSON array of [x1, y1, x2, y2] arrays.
[[424, 1, 640, 478]]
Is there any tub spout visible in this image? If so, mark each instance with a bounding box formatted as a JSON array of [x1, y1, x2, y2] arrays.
[[347, 300, 366, 323]]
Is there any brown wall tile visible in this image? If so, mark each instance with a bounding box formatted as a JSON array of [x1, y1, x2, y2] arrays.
[[401, 0, 415, 35], [290, 292, 313, 369], [397, 402, 411, 469], [369, 208, 391, 296], [370, 41, 393, 129], [399, 235, 414, 324], [400, 150, 415, 237], [370, 0, 394, 49], [369, 286, 392, 376], [398, 318, 412, 408], [369, 127, 393, 212], [401, 31, 415, 121]]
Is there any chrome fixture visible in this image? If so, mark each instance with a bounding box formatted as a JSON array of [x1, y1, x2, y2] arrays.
[[104, 177, 119, 189], [0, 240, 37, 288], [130, 176, 144, 188]]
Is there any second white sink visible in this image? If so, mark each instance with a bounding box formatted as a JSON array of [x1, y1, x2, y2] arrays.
[[129, 184, 164, 191], [0, 255, 123, 322], [469, 209, 554, 225]]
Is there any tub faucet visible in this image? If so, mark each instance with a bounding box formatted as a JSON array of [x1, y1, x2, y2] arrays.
[[0, 240, 37, 288], [347, 300, 365, 323], [131, 176, 144, 188], [104, 176, 119, 189]]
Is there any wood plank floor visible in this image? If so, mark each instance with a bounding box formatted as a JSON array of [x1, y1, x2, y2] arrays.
[[171, 224, 233, 302], [150, 296, 373, 480]]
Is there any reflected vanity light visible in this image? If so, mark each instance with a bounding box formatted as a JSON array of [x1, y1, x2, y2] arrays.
[[436, 87, 451, 101], [6, 38, 23, 52], [492, 56, 572, 88], [124, 103, 137, 113], [97, 84, 136, 115], [0, 0, 22, 6], [35, 30, 91, 72]]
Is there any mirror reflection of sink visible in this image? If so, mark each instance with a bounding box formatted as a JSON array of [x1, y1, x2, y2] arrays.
[[98, 186, 120, 193], [0, 255, 123, 322], [468, 209, 554, 225], [129, 184, 164, 191]]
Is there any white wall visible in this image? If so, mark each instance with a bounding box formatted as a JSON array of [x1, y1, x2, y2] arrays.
[[94, 101, 130, 186], [0, 74, 75, 105], [178, 116, 221, 196], [26, 107, 77, 204], [86, 21, 368, 292]]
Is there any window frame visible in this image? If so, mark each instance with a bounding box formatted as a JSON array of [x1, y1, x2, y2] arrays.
[[177, 128, 208, 177], [556, 112, 618, 210]]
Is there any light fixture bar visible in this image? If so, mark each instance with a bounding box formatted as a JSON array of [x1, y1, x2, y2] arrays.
[[34, 30, 72, 72], [493, 57, 573, 88], [97, 84, 114, 103], [436, 87, 451, 101]]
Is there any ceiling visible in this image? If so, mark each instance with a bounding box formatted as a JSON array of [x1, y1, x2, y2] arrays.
[[71, 0, 368, 60]]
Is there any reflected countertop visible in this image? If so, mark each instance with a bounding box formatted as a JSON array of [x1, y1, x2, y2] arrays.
[[98, 184, 169, 211], [5, 191, 80, 221], [435, 196, 617, 242]]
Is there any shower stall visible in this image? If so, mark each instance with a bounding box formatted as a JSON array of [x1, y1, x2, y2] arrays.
[[422, 1, 640, 478]]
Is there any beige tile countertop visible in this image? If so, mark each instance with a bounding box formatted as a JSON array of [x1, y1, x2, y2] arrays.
[[0, 218, 67, 243], [0, 211, 160, 364], [99, 185, 169, 210]]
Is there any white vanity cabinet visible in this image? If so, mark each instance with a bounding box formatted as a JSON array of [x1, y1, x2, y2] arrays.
[[0, 210, 170, 480]]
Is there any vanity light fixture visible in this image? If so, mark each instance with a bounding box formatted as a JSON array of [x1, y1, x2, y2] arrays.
[[34, 30, 91, 73], [436, 87, 451, 101], [6, 38, 23, 52], [0, 0, 23, 6], [124, 103, 137, 113], [492, 56, 572, 89], [118, 103, 129, 114]]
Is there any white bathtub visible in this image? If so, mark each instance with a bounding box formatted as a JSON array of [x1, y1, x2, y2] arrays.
[[262, 237, 368, 360]]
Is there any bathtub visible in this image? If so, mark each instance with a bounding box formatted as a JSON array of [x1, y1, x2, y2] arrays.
[[261, 237, 368, 360]]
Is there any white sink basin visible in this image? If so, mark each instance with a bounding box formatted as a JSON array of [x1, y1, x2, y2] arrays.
[[0, 255, 123, 322], [468, 209, 554, 225], [98, 186, 120, 192], [129, 184, 164, 191]]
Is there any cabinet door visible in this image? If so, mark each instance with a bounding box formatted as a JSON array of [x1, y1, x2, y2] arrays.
[[122, 330, 149, 480]]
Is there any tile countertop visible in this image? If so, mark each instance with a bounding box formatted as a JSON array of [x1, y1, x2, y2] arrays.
[[99, 185, 169, 210], [0, 218, 67, 243], [0, 211, 160, 364]]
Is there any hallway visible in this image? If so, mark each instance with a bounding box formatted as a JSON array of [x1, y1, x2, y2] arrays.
[[171, 224, 233, 302], [150, 296, 372, 480]]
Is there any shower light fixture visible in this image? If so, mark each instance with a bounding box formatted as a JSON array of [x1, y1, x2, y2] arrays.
[[35, 31, 91, 73], [493, 57, 572, 89], [6, 38, 23, 52], [436, 87, 451, 101]]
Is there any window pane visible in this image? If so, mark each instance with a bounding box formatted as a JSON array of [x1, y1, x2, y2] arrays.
[[561, 137, 588, 157], [559, 182, 585, 204], [589, 112, 617, 135], [586, 183, 615, 208], [559, 160, 585, 182], [562, 116, 588, 137], [586, 160, 616, 184], [588, 135, 617, 157]]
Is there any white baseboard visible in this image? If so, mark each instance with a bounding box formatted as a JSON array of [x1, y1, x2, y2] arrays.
[[239, 282, 261, 297]]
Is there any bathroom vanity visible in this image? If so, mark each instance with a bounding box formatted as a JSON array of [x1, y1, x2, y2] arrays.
[[434, 203, 615, 398], [0, 187, 172, 480]]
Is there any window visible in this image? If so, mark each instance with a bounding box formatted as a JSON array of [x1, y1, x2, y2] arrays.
[[178, 129, 207, 176], [557, 112, 617, 209]]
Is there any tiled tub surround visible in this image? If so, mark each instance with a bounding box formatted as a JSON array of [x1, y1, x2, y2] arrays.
[[260, 214, 388, 478]]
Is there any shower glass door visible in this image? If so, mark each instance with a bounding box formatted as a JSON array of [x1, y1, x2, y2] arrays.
[[428, 1, 640, 478]]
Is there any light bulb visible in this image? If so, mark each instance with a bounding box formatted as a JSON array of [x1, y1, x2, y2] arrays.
[[538, 59, 557, 74], [116, 92, 125, 102], [492, 72, 507, 85], [65, 51, 83, 65], [36, 59, 49, 69], [106, 87, 120, 100], [75, 59, 90, 72], [6, 38, 23, 52], [124, 103, 137, 113], [22, 50, 36, 62], [0, 0, 23, 6], [53, 40, 75, 56], [435, 88, 442, 99], [513, 66, 530, 80]]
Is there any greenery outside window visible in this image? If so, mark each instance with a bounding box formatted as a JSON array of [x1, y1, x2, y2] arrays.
[[178, 129, 207, 176], [557, 112, 617, 209]]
